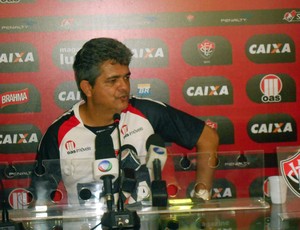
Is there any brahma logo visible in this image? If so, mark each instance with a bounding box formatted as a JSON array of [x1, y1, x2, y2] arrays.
[[183, 76, 233, 105], [0, 83, 41, 113], [246, 73, 296, 104], [0, 42, 39, 72], [98, 160, 112, 172], [280, 150, 300, 198], [182, 36, 232, 66], [124, 38, 169, 68], [246, 34, 295, 63], [1, 88, 29, 108], [247, 113, 297, 143]]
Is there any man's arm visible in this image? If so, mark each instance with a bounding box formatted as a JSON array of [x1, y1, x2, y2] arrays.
[[194, 124, 219, 200]]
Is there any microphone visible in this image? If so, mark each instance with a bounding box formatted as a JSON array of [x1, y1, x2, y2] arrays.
[[120, 144, 141, 171], [119, 145, 140, 198], [100, 114, 140, 230], [146, 134, 168, 207], [93, 133, 118, 211]]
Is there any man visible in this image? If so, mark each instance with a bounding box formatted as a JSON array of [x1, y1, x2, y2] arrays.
[[35, 37, 219, 206]]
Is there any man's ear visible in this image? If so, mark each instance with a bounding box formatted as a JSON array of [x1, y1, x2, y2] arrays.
[[80, 80, 92, 98]]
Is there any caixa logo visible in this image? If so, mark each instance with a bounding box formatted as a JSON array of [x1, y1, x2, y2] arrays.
[[183, 76, 233, 105], [245, 34, 295, 64], [247, 114, 297, 143], [0, 124, 42, 153], [0, 0, 20, 3], [54, 81, 81, 110], [124, 38, 169, 68], [0, 42, 39, 72]]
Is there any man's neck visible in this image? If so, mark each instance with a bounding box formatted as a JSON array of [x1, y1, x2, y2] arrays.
[[79, 103, 115, 127]]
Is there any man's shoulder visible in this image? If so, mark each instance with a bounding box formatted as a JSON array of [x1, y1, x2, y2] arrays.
[[129, 96, 167, 109], [46, 108, 77, 133]]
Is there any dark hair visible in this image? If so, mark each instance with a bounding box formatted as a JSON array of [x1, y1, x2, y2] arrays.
[[73, 37, 133, 101]]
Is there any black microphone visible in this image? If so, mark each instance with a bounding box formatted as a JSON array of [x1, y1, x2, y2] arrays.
[[93, 133, 118, 211], [146, 134, 168, 207], [120, 144, 141, 171], [100, 113, 140, 230], [119, 145, 140, 197]]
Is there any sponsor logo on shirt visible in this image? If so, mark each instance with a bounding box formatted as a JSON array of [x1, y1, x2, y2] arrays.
[[64, 140, 91, 155]]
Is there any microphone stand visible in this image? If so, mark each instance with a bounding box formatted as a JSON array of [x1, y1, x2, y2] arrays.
[[101, 114, 140, 230]]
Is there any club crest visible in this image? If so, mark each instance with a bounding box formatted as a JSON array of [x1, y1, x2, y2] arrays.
[[280, 150, 300, 198]]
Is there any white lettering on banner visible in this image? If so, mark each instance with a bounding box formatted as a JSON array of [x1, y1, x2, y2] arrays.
[[249, 43, 291, 54], [0, 52, 34, 63], [251, 123, 293, 134], [0, 88, 29, 108], [131, 48, 164, 58], [186, 86, 229, 96], [59, 53, 74, 65], [0, 133, 38, 144], [58, 91, 81, 101]]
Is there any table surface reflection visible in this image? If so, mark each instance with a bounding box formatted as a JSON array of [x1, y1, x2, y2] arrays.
[[4, 197, 299, 230]]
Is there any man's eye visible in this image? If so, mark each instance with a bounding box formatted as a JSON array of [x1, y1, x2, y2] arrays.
[[108, 79, 117, 83]]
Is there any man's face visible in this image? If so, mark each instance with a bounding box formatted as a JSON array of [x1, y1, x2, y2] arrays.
[[88, 60, 131, 114]]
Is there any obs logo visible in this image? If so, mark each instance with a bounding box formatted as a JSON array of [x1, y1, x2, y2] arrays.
[[247, 113, 297, 143], [246, 73, 296, 103], [246, 34, 295, 63]]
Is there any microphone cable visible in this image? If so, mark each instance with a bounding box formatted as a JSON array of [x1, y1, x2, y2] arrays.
[[113, 113, 124, 211]]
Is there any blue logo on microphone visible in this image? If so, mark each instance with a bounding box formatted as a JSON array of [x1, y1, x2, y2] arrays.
[[98, 160, 112, 172], [154, 147, 165, 155]]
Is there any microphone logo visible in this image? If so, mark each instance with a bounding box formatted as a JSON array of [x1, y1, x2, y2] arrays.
[[98, 160, 113, 172], [153, 147, 165, 155]]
